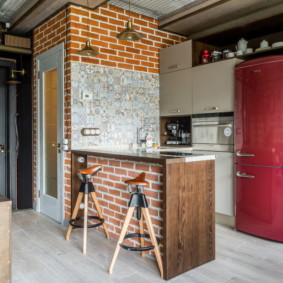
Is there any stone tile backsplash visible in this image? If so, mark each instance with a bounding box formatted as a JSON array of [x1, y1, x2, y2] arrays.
[[71, 62, 160, 148]]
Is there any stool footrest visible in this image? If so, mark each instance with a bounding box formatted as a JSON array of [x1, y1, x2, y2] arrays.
[[120, 233, 160, 252], [69, 216, 104, 228]]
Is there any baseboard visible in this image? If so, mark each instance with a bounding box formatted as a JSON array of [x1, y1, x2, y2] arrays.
[[216, 213, 235, 228]]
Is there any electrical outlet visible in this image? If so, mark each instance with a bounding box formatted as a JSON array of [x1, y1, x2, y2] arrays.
[[81, 128, 101, 136]]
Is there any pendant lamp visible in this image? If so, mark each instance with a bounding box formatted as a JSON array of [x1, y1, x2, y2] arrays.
[[6, 69, 25, 85], [116, 0, 143, 41], [77, 0, 99, 56]]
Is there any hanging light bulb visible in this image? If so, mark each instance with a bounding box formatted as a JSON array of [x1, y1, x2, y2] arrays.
[[116, 0, 143, 41], [76, 0, 99, 56]]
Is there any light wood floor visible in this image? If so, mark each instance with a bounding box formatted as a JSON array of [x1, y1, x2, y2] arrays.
[[12, 210, 283, 283]]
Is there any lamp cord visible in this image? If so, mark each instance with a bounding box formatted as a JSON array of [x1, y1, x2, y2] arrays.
[[128, 0, 131, 21]]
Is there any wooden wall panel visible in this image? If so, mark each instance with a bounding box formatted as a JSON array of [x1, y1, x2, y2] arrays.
[[0, 195, 12, 282], [164, 160, 215, 279]]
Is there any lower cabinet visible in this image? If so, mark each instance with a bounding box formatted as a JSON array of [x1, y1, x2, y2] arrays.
[[194, 151, 234, 216], [160, 68, 193, 116]]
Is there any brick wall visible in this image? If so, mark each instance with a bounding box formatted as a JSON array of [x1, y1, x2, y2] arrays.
[[67, 3, 185, 73], [32, 3, 185, 219], [87, 156, 164, 255]]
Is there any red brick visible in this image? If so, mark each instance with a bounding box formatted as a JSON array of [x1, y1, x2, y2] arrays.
[[121, 162, 134, 169], [135, 164, 150, 171], [103, 180, 114, 187], [109, 175, 121, 182], [109, 188, 121, 197], [118, 51, 133, 58], [117, 63, 133, 70], [115, 168, 127, 175], [109, 160, 121, 167]]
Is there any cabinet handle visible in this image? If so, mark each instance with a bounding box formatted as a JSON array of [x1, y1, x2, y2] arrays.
[[169, 109, 181, 113], [236, 151, 255, 157], [236, 171, 255, 179], [204, 107, 219, 110], [168, 64, 180, 70]]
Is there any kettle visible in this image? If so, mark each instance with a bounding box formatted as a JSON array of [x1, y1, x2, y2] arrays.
[[237, 38, 248, 53]]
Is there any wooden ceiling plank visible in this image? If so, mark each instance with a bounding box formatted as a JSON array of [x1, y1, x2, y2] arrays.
[[10, 0, 108, 33], [189, 3, 283, 40], [159, 0, 225, 28]]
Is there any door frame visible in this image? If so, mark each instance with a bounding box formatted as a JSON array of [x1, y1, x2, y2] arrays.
[[36, 43, 64, 224], [0, 60, 17, 209]]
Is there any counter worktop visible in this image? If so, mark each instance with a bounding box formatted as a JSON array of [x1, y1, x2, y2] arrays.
[[72, 147, 215, 165]]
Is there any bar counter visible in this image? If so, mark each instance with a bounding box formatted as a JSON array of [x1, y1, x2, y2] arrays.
[[71, 148, 215, 280]]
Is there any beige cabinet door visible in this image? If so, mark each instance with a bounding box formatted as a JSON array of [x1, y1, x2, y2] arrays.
[[160, 68, 193, 116], [192, 59, 243, 114], [160, 40, 192, 74]]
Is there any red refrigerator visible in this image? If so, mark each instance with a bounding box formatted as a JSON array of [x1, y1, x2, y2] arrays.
[[235, 55, 283, 242]]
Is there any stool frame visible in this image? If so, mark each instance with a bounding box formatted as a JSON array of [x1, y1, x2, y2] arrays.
[[66, 170, 109, 255]]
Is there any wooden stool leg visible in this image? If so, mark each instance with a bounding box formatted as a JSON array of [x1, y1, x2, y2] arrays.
[[90, 191, 110, 239], [66, 192, 84, 240], [109, 207, 135, 274], [139, 211, 145, 257], [83, 193, 88, 255], [142, 207, 164, 279]]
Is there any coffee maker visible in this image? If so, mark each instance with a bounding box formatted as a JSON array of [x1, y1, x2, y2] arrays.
[[166, 121, 190, 145]]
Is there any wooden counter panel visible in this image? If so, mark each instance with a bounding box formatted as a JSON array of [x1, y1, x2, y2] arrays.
[[0, 195, 12, 282], [164, 160, 215, 280]]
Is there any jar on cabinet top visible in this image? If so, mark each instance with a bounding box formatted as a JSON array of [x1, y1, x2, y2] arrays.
[[200, 50, 211, 64]]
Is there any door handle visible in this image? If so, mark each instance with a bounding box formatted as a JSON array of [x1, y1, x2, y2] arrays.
[[236, 171, 255, 179], [0, 144, 5, 153], [236, 151, 255, 157], [52, 143, 61, 148], [204, 107, 219, 111], [169, 109, 181, 113]]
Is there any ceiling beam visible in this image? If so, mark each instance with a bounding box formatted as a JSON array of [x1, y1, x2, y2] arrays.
[[159, 0, 225, 28], [10, 0, 109, 34], [189, 3, 283, 40]]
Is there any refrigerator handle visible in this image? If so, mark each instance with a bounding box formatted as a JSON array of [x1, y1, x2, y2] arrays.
[[236, 151, 255, 157], [236, 171, 255, 179]]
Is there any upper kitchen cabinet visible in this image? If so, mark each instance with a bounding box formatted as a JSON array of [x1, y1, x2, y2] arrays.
[[160, 40, 192, 74], [192, 58, 242, 114], [160, 68, 192, 116]]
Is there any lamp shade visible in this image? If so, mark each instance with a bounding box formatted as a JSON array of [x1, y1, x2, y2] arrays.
[[116, 21, 143, 41], [77, 40, 99, 56]]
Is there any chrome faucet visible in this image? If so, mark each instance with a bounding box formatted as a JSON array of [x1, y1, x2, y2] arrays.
[[137, 127, 146, 147]]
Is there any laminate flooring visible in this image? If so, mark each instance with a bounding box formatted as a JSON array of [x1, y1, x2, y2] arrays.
[[12, 210, 283, 283]]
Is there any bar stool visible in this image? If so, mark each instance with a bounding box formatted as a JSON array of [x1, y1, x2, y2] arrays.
[[66, 165, 109, 254], [109, 172, 163, 278]]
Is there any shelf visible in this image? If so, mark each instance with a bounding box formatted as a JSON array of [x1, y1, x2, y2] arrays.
[[0, 45, 32, 55], [236, 45, 283, 60], [193, 45, 283, 67]]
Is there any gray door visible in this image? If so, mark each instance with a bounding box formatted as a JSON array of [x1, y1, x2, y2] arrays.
[[0, 68, 7, 196], [37, 44, 64, 223]]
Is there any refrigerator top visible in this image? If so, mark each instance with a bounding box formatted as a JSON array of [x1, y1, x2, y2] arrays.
[[235, 55, 283, 69]]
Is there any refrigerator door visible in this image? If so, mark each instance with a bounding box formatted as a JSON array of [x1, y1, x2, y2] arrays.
[[235, 56, 283, 166], [236, 164, 283, 242]]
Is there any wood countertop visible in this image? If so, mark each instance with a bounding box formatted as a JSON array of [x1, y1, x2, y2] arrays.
[[72, 148, 215, 165]]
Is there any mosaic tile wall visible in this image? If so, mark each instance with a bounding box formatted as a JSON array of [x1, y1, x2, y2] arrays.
[[71, 62, 160, 148]]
